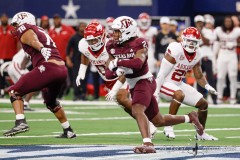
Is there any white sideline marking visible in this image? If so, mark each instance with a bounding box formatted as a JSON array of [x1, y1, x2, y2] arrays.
[[0, 98, 240, 108], [0, 128, 239, 139]]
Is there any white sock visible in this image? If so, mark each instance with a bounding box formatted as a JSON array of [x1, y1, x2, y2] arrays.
[[16, 114, 25, 120], [61, 121, 70, 129], [24, 101, 29, 106], [143, 138, 152, 143], [184, 115, 190, 123]]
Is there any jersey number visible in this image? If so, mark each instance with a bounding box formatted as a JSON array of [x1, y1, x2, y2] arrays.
[[38, 29, 56, 47], [171, 69, 186, 82]]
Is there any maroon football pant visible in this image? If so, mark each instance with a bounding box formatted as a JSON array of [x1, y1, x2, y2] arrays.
[[8, 62, 67, 105], [130, 77, 159, 120]]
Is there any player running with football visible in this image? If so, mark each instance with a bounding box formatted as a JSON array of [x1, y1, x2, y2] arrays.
[[154, 27, 218, 140], [106, 16, 204, 154], [76, 22, 158, 137]]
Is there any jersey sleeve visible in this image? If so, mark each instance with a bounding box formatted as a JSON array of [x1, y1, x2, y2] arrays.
[[78, 38, 88, 56], [165, 42, 180, 60], [135, 37, 148, 51], [15, 24, 33, 39]]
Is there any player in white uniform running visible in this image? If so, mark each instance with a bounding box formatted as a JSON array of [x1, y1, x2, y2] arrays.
[[155, 27, 218, 140], [137, 12, 158, 76], [0, 49, 34, 111], [76, 22, 157, 137], [213, 16, 240, 104]]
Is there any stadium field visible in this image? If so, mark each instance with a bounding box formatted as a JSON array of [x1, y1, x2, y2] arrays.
[[0, 99, 240, 159]]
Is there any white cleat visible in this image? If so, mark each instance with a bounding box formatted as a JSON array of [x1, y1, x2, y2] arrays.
[[196, 132, 218, 141], [149, 121, 158, 139], [229, 99, 237, 105], [163, 126, 175, 139]]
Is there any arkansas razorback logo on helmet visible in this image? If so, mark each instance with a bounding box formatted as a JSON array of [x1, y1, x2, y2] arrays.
[[121, 18, 133, 29]]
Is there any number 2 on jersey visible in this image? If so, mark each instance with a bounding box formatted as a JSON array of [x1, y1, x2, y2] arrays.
[[171, 69, 186, 82]]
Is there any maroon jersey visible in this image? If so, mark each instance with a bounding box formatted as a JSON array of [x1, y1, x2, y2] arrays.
[[15, 24, 62, 67], [106, 37, 149, 78]]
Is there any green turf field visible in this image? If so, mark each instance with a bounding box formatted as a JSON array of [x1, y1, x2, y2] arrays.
[[0, 101, 240, 147]]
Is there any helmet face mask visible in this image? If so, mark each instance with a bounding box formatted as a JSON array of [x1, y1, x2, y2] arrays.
[[181, 27, 201, 53], [84, 22, 105, 51], [137, 13, 151, 30], [111, 16, 137, 44]]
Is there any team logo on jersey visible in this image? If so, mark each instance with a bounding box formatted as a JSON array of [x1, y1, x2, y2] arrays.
[[38, 65, 45, 73], [110, 48, 115, 54], [180, 55, 185, 60]]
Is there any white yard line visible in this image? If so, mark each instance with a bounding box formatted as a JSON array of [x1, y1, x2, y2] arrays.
[[225, 136, 240, 139], [0, 128, 239, 139], [0, 98, 240, 108], [0, 113, 239, 123]]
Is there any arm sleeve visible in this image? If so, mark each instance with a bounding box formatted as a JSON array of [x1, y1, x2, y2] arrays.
[[117, 58, 143, 70], [155, 58, 174, 92]]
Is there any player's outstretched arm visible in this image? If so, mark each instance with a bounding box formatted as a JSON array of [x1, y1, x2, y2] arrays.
[[193, 62, 217, 95], [20, 29, 44, 51], [76, 54, 89, 87], [154, 54, 175, 100]]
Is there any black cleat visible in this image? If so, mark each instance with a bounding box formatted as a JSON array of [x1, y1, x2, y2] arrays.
[[56, 127, 76, 139], [4, 119, 29, 137]]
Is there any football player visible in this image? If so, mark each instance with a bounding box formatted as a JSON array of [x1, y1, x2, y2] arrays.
[[76, 22, 158, 138], [137, 12, 158, 76], [0, 49, 34, 111], [213, 16, 240, 104], [4, 12, 76, 138], [154, 27, 218, 140], [106, 16, 204, 154]]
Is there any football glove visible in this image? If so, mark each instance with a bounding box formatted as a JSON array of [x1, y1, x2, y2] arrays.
[[205, 84, 218, 95], [76, 64, 88, 87], [108, 58, 118, 71], [40, 47, 51, 61]]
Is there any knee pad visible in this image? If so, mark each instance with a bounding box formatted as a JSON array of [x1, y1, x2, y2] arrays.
[[9, 90, 23, 103], [46, 101, 62, 113]]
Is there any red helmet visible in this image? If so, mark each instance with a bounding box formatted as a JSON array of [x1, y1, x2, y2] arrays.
[[181, 27, 201, 53], [105, 17, 115, 35], [84, 22, 105, 51], [137, 12, 151, 30]]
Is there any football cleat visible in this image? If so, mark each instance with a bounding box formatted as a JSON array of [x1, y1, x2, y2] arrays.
[[24, 104, 34, 111], [149, 121, 157, 139], [188, 111, 204, 136], [4, 119, 29, 137], [56, 127, 76, 139], [133, 142, 156, 154], [163, 126, 175, 139], [196, 132, 219, 141], [229, 98, 237, 105]]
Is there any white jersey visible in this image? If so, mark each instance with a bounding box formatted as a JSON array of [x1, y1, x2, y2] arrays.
[[200, 27, 215, 60], [214, 26, 240, 51], [137, 26, 158, 73], [164, 42, 202, 85], [78, 38, 117, 82]]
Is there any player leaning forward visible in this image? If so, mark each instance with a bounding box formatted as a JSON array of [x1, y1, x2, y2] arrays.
[[76, 22, 158, 137], [154, 27, 218, 140], [106, 16, 204, 154], [3, 12, 76, 138]]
